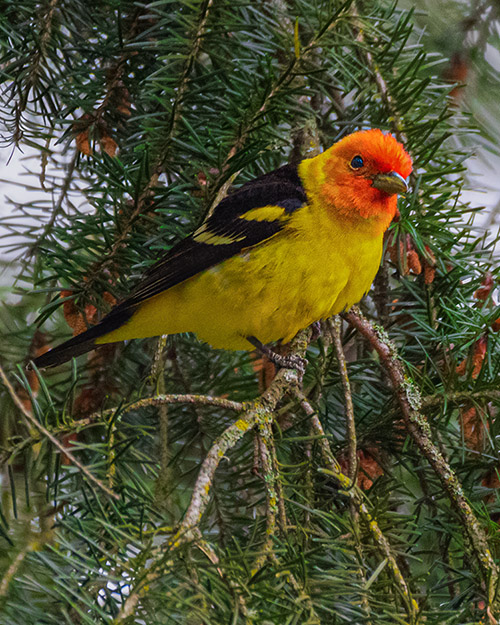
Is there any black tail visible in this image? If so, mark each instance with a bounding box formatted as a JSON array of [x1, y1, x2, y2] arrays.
[[31, 333, 101, 369], [30, 301, 136, 369]]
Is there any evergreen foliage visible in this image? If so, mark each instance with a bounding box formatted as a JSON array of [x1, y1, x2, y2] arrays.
[[0, 0, 499, 623]]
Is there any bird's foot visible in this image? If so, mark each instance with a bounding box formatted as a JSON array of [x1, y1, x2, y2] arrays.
[[271, 352, 308, 376], [247, 336, 307, 376]]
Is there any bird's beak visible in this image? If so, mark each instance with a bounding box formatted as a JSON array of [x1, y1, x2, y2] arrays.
[[372, 171, 408, 195]]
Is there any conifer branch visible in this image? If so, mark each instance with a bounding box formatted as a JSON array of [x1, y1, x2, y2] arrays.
[[296, 391, 419, 622], [173, 354, 306, 542], [155, 0, 214, 173], [352, 2, 405, 140], [16, 0, 59, 116], [205, 2, 352, 218], [17, 150, 78, 272], [251, 424, 278, 573], [81, 0, 215, 294], [114, 332, 309, 622], [344, 306, 500, 607], [0, 364, 119, 501], [421, 389, 500, 407], [330, 316, 372, 621]]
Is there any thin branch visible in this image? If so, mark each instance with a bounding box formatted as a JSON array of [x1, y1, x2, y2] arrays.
[[156, 0, 214, 173], [421, 389, 500, 407], [151, 335, 170, 511], [16, 150, 78, 273], [0, 546, 30, 598], [16, 0, 60, 115], [251, 424, 278, 573], [331, 316, 357, 480], [114, 393, 244, 415], [0, 363, 119, 501], [174, 369, 303, 540], [329, 316, 372, 621], [8, 391, 244, 468]]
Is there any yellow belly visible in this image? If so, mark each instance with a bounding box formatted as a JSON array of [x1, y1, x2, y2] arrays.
[[98, 207, 383, 350]]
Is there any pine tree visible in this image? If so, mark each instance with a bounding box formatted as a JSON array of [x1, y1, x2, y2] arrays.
[[0, 0, 499, 623]]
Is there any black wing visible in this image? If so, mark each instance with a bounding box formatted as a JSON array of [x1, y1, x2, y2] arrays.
[[122, 163, 306, 305]]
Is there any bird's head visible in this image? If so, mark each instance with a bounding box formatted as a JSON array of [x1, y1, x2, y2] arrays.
[[310, 129, 412, 228]]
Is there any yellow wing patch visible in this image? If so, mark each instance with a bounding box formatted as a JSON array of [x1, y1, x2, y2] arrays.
[[240, 205, 289, 222], [193, 224, 246, 245], [193, 205, 290, 246]]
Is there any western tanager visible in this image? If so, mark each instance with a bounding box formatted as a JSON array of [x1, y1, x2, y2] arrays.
[[32, 129, 412, 369]]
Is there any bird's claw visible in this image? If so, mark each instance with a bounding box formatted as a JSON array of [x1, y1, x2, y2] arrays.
[[246, 335, 307, 376], [264, 352, 307, 376], [278, 353, 307, 376]]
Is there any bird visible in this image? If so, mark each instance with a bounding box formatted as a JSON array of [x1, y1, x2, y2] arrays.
[[31, 129, 412, 370]]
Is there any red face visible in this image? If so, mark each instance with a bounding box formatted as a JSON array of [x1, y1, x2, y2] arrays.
[[321, 129, 413, 222]]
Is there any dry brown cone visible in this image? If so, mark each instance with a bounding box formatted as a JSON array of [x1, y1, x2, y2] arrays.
[[56, 290, 119, 463], [74, 113, 94, 155], [356, 448, 384, 490], [442, 51, 469, 103], [460, 405, 486, 452], [386, 233, 424, 276], [422, 245, 437, 285], [100, 133, 118, 157], [482, 468, 500, 507], [61, 289, 117, 336], [456, 334, 488, 379]]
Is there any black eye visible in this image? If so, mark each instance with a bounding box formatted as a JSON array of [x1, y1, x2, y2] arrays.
[[350, 155, 364, 169]]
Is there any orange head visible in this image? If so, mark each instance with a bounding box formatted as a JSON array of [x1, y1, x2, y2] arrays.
[[315, 129, 412, 226]]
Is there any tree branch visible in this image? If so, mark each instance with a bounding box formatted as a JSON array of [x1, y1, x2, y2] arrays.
[[115, 331, 309, 623], [331, 316, 357, 480], [296, 391, 419, 622], [344, 306, 499, 606], [0, 363, 119, 500]]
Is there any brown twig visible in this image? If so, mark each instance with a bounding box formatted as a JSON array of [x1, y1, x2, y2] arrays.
[[330, 316, 357, 480]]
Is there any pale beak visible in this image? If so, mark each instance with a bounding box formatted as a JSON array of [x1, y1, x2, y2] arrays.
[[372, 171, 408, 195]]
